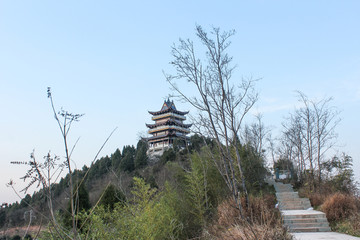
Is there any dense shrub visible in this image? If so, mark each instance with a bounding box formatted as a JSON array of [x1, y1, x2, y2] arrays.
[[309, 192, 327, 208], [79, 177, 184, 240], [321, 193, 358, 222], [334, 213, 360, 237], [99, 184, 125, 210], [209, 196, 291, 240], [216, 198, 239, 228]]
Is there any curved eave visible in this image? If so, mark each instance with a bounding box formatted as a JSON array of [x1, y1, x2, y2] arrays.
[[146, 121, 192, 129], [145, 123, 157, 129], [152, 113, 186, 121], [148, 109, 189, 116]]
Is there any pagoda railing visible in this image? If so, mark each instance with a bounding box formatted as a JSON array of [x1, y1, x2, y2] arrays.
[[148, 143, 171, 151], [148, 125, 190, 134]]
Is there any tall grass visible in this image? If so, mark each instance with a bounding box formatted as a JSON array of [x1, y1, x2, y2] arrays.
[[321, 193, 358, 222], [207, 195, 292, 240], [320, 192, 360, 237]]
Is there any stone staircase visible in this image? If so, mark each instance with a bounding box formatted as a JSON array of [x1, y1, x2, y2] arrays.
[[274, 183, 312, 210], [273, 181, 331, 233]]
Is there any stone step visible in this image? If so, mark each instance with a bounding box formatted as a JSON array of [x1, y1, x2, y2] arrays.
[[280, 206, 312, 210], [276, 189, 294, 193], [273, 181, 332, 234], [283, 217, 329, 224], [277, 197, 310, 203], [276, 185, 293, 188], [274, 182, 292, 188], [285, 220, 329, 228], [278, 192, 295, 195], [275, 185, 293, 188], [280, 205, 309, 210], [276, 183, 292, 187], [279, 201, 311, 207], [288, 226, 331, 233], [274, 185, 293, 190], [280, 199, 309, 203], [278, 198, 301, 201], [276, 192, 299, 196], [275, 185, 294, 189], [279, 204, 311, 211], [281, 210, 327, 220], [280, 204, 312, 210], [279, 201, 311, 206], [286, 223, 330, 231], [277, 193, 299, 196], [282, 214, 327, 220]]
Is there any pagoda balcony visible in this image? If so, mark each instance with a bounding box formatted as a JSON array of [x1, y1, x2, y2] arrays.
[[151, 112, 186, 121], [148, 125, 190, 134]]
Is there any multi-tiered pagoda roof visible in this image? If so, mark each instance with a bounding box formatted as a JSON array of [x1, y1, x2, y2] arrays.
[[146, 99, 192, 156]]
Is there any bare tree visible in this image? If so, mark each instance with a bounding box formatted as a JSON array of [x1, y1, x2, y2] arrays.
[[266, 133, 277, 170], [10, 88, 116, 239], [165, 25, 258, 220], [47, 88, 84, 238], [281, 91, 340, 189], [281, 113, 306, 181], [243, 113, 270, 158]]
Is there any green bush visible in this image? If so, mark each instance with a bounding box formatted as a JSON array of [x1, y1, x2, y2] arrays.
[[80, 177, 183, 240]]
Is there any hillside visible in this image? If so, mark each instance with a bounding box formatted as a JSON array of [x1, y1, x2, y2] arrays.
[[1, 133, 291, 239]]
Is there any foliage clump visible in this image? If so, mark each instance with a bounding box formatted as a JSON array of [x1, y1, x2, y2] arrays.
[[321, 193, 358, 222], [99, 184, 125, 210], [209, 196, 291, 240], [79, 177, 183, 240]]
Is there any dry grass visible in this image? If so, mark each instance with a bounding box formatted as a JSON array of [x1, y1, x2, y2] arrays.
[[321, 193, 360, 237], [0, 225, 41, 239], [216, 198, 239, 228], [207, 196, 292, 240], [334, 213, 360, 237], [321, 193, 358, 222], [309, 192, 327, 208]]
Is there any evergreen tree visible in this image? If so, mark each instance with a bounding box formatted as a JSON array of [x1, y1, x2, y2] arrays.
[[63, 182, 91, 229], [111, 148, 121, 170], [160, 148, 176, 164], [98, 155, 111, 175], [135, 140, 148, 169], [19, 194, 32, 208], [120, 145, 135, 172], [76, 183, 91, 212], [0, 210, 6, 228], [239, 144, 267, 192], [99, 184, 125, 210]]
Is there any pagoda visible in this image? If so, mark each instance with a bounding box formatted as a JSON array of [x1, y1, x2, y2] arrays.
[[146, 99, 192, 156]]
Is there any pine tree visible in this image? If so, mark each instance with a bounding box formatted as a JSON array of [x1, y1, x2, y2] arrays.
[[120, 145, 135, 172], [135, 140, 148, 169], [111, 148, 121, 170], [99, 184, 125, 210]]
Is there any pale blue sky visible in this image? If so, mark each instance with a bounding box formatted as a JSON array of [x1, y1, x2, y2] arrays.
[[1, 1, 359, 203]]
